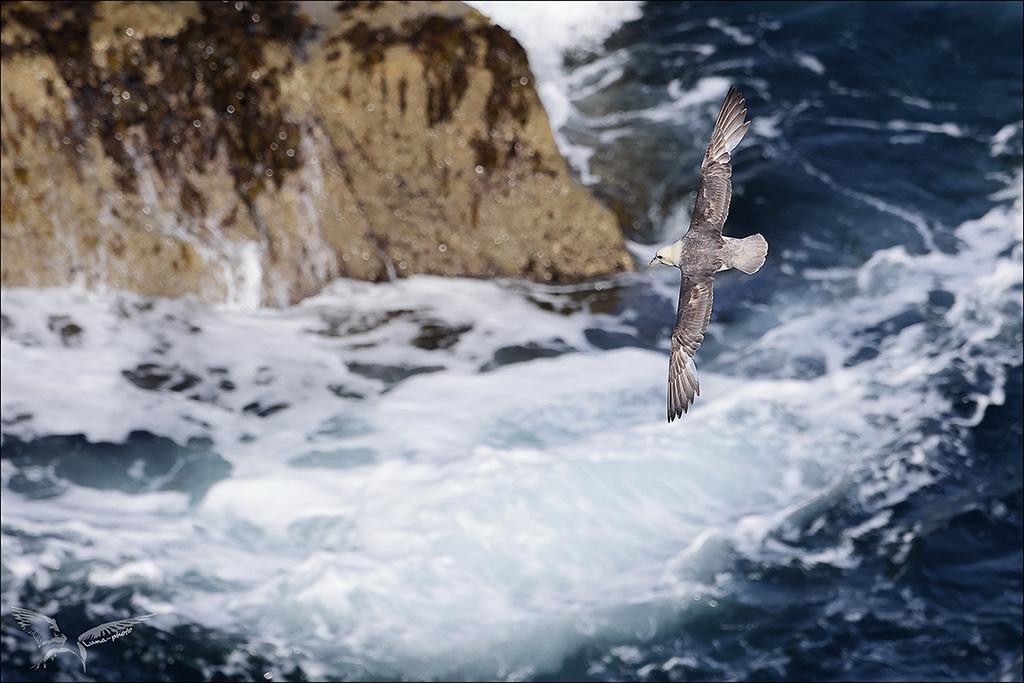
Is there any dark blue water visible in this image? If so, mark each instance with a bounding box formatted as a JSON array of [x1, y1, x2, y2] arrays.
[[552, 2, 1024, 680], [550, 376, 1023, 682], [2, 2, 1021, 681]]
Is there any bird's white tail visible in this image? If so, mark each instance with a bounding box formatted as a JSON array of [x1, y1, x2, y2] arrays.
[[721, 234, 768, 274]]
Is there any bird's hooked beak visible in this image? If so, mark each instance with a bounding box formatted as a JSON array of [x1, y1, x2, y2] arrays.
[[649, 256, 659, 266]]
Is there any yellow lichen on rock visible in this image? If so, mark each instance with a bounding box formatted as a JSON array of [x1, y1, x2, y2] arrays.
[[1, 0, 632, 307]]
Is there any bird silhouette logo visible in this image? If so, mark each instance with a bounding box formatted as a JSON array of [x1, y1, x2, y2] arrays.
[[11, 606, 155, 672]]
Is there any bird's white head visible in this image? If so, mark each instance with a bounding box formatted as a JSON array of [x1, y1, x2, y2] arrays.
[[649, 241, 683, 267]]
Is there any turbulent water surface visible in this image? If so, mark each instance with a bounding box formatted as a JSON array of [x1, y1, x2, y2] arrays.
[[2, 2, 1022, 681]]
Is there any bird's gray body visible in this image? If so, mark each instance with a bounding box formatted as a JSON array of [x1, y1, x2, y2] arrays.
[[650, 87, 768, 421], [677, 234, 722, 275]]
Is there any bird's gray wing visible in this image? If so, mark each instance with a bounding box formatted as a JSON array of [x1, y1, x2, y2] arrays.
[[11, 607, 61, 648], [74, 614, 154, 672], [688, 87, 750, 239], [668, 275, 714, 421], [77, 614, 154, 648]]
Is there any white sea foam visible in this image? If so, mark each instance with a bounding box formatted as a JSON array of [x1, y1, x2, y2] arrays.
[[991, 121, 1023, 156], [3, 162, 1021, 677], [4, 4, 1023, 677], [823, 116, 967, 138], [707, 17, 756, 46], [795, 51, 826, 75]]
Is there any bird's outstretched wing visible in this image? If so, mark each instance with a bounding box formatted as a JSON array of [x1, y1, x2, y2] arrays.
[[11, 608, 62, 648], [668, 275, 714, 421], [77, 614, 155, 648], [688, 87, 749, 238], [75, 614, 154, 672]]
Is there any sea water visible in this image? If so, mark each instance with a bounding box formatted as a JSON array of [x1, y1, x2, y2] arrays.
[[2, 2, 1021, 681]]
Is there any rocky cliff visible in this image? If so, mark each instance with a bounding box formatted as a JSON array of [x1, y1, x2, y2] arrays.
[[0, 0, 632, 307]]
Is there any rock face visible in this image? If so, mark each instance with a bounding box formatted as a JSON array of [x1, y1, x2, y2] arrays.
[[0, 0, 632, 307]]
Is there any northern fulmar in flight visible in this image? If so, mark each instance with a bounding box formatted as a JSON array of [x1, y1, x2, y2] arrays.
[[649, 87, 767, 422]]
